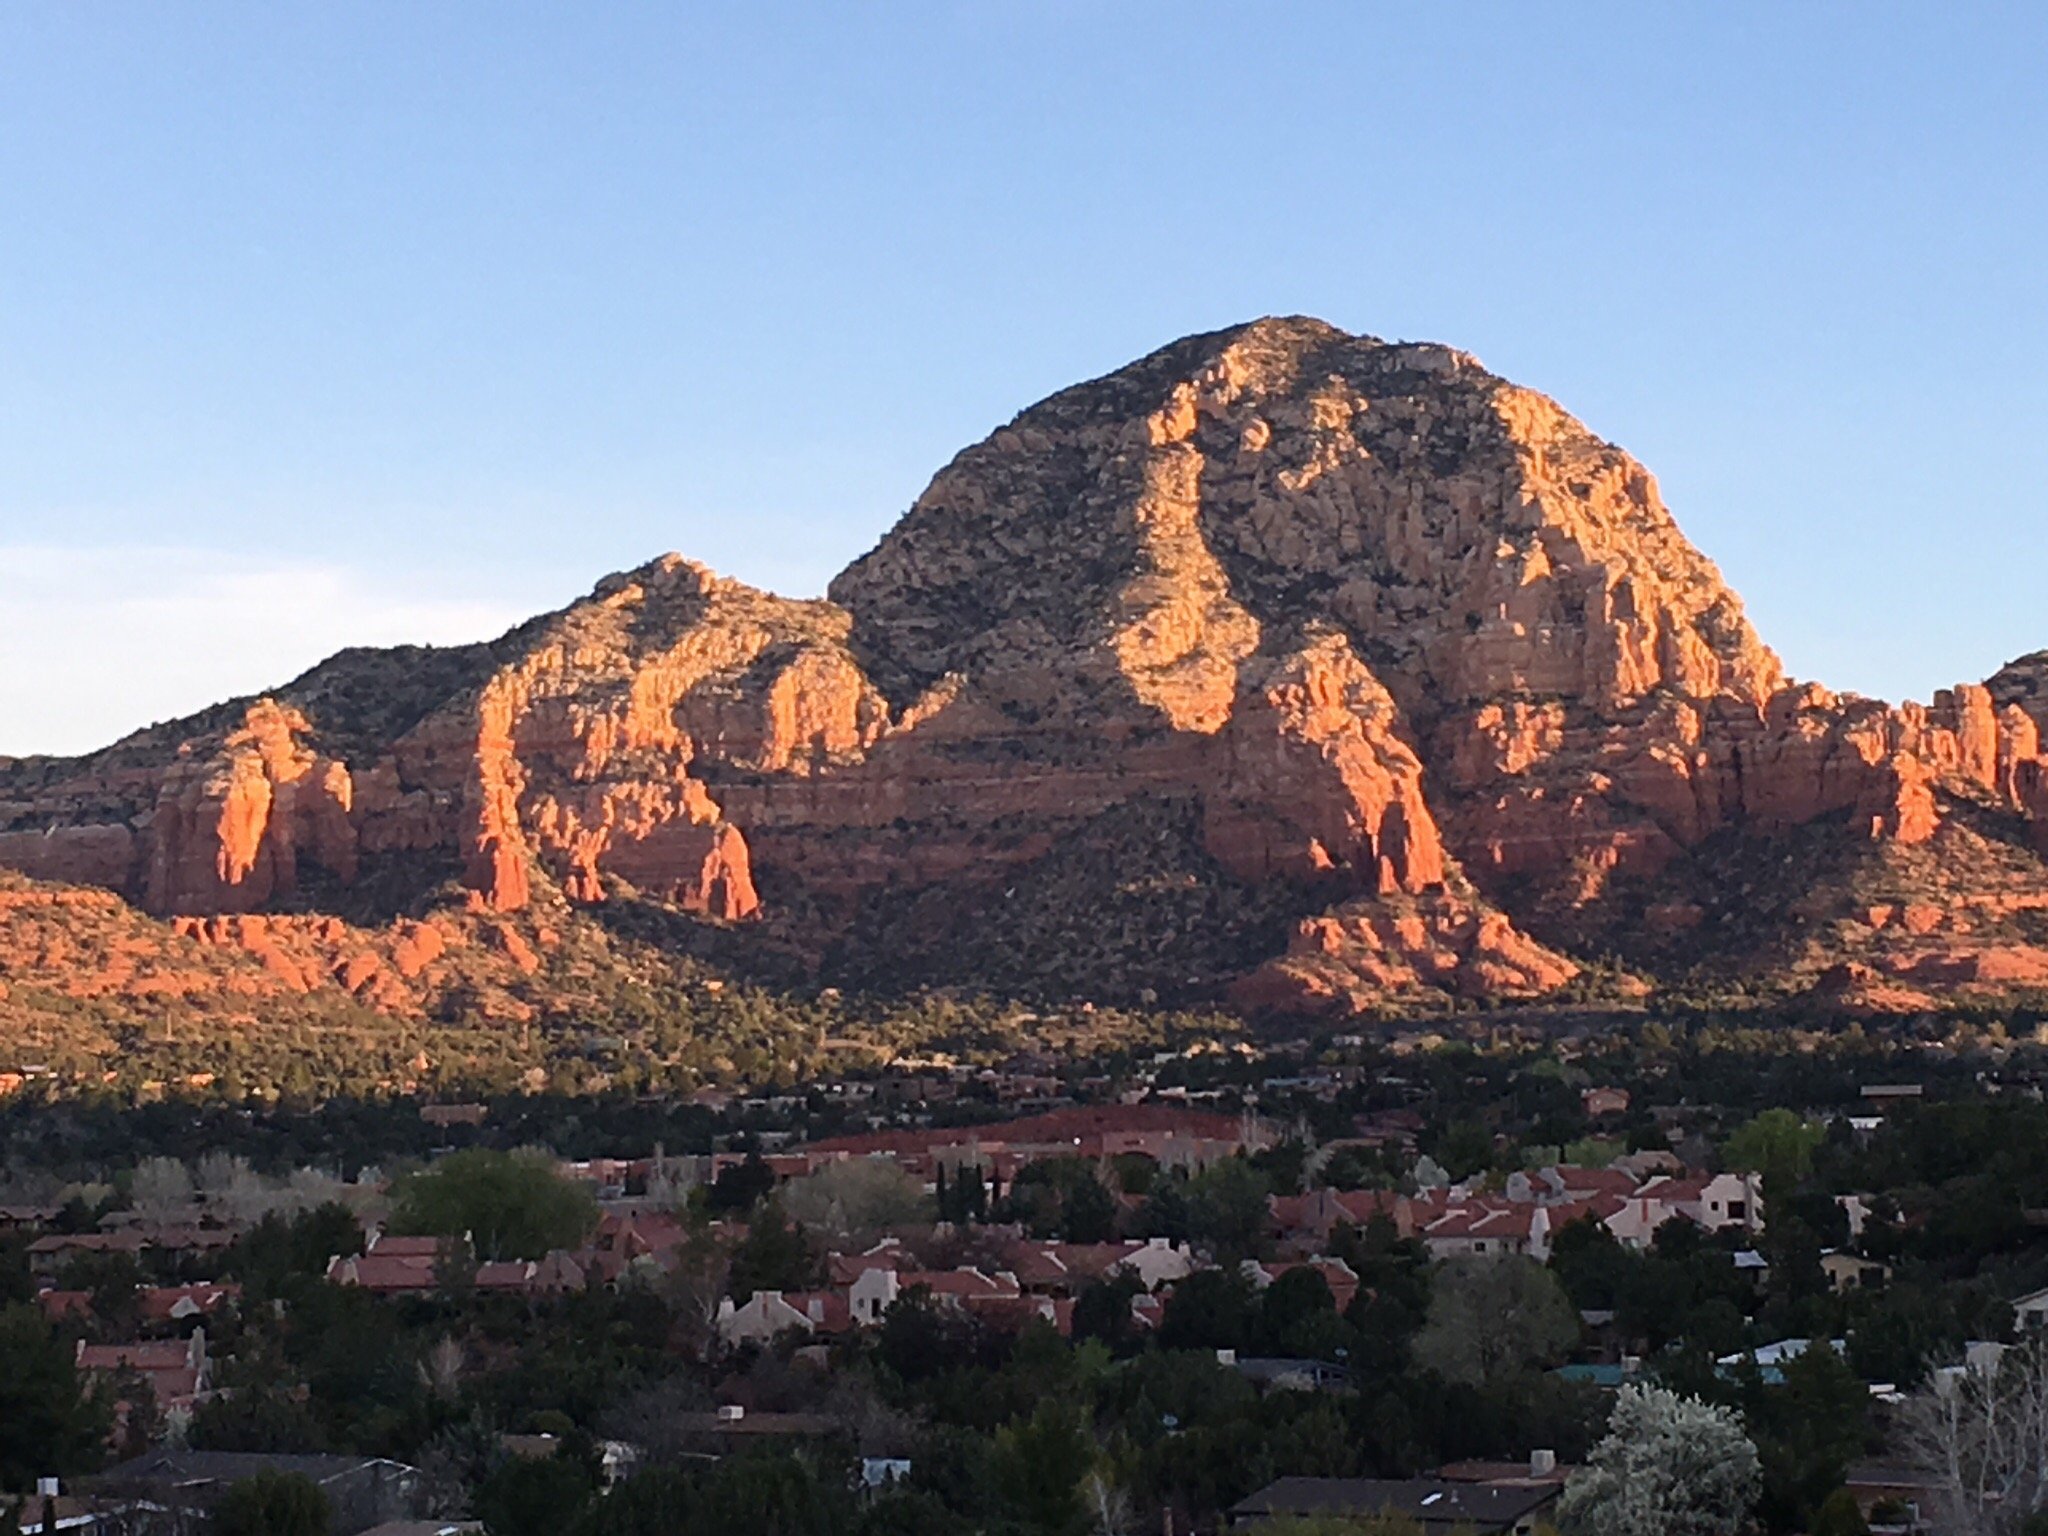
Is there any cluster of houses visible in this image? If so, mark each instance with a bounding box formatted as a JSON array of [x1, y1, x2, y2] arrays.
[[715, 1234, 1205, 1345], [1272, 1158, 1766, 1264], [0, 1084, 1967, 1536], [708, 1157, 1770, 1352], [552, 1102, 1273, 1201], [17, 1221, 238, 1281], [313, 1107, 1767, 1358], [324, 1232, 593, 1296], [9, 1102, 1791, 1441]]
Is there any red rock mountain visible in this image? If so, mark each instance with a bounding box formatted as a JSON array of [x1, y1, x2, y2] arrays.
[[6, 317, 2048, 1023]]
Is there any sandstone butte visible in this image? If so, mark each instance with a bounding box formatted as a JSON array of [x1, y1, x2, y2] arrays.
[[5, 316, 2048, 1025]]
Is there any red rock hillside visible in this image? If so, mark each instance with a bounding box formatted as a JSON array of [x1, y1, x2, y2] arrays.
[[4, 316, 2047, 1019]]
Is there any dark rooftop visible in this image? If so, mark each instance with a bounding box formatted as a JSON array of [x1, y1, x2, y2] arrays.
[[1230, 1477, 1559, 1531], [94, 1451, 411, 1489]]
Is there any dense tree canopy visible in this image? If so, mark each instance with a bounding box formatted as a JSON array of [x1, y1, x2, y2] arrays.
[[390, 1149, 598, 1261], [1414, 1257, 1579, 1389], [209, 1471, 330, 1536], [0, 1306, 109, 1493]]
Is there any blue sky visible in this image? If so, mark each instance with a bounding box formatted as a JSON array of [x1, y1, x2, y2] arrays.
[[4, 5, 2045, 754]]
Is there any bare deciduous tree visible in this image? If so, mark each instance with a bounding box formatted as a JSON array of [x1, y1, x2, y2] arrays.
[[195, 1152, 281, 1225], [1084, 1471, 1133, 1536], [1900, 1335, 2048, 1536], [598, 1375, 716, 1466], [284, 1167, 359, 1214], [659, 1224, 734, 1363], [417, 1335, 465, 1400], [130, 1157, 194, 1222]]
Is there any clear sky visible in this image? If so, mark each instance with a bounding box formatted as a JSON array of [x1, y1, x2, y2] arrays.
[[4, 4, 2045, 755]]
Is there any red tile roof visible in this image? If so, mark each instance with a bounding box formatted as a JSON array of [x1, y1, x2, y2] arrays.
[[75, 1338, 207, 1409], [37, 1289, 92, 1321], [967, 1295, 1075, 1335], [783, 1291, 854, 1333], [474, 1261, 537, 1290], [327, 1253, 438, 1293], [1254, 1258, 1362, 1314], [1413, 1196, 1542, 1243], [899, 1267, 1020, 1300], [141, 1282, 239, 1322], [1541, 1166, 1640, 1200], [828, 1246, 911, 1285]]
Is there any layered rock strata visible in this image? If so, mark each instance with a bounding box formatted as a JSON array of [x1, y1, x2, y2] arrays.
[[4, 318, 2048, 1015]]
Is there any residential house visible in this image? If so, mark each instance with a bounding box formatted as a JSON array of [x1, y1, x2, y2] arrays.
[[1598, 1194, 1678, 1249], [780, 1291, 854, 1335], [75, 1331, 212, 1427], [828, 1239, 911, 1288], [1269, 1188, 1411, 1251], [1859, 1084, 1925, 1113], [1842, 1462, 1944, 1531], [1635, 1172, 1763, 1234], [717, 1290, 819, 1346], [27, 1227, 236, 1282], [1580, 1087, 1631, 1119], [90, 1452, 420, 1536], [1349, 1110, 1426, 1155], [326, 1233, 581, 1300], [38, 1281, 240, 1328], [848, 1265, 1024, 1327], [999, 1237, 1196, 1295], [2013, 1285, 2048, 1332], [796, 1104, 1271, 1187], [850, 1266, 906, 1327], [327, 1235, 447, 1296], [1244, 1258, 1361, 1315], [0, 1484, 123, 1536], [1231, 1357, 1352, 1392], [1821, 1252, 1891, 1293], [1608, 1149, 1683, 1180], [1524, 1166, 1640, 1206], [1411, 1195, 1555, 1262], [578, 1210, 690, 1285], [1437, 1452, 1570, 1491], [1717, 1338, 1844, 1386], [1228, 1477, 1559, 1534]]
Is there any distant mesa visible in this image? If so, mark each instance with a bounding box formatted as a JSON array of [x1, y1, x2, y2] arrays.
[[5, 316, 2047, 1024]]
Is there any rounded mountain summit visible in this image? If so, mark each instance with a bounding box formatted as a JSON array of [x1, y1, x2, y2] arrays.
[[6, 316, 2048, 1020]]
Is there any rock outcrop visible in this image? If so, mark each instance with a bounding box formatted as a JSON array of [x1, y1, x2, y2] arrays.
[[0, 869, 525, 1021], [5, 317, 2048, 1018], [1230, 893, 1583, 1016]]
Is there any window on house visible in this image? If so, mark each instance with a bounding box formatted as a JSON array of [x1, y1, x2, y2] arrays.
[[1728, 1202, 1746, 1220]]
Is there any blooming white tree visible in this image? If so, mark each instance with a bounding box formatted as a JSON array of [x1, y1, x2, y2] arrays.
[[1558, 1383, 1760, 1536]]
